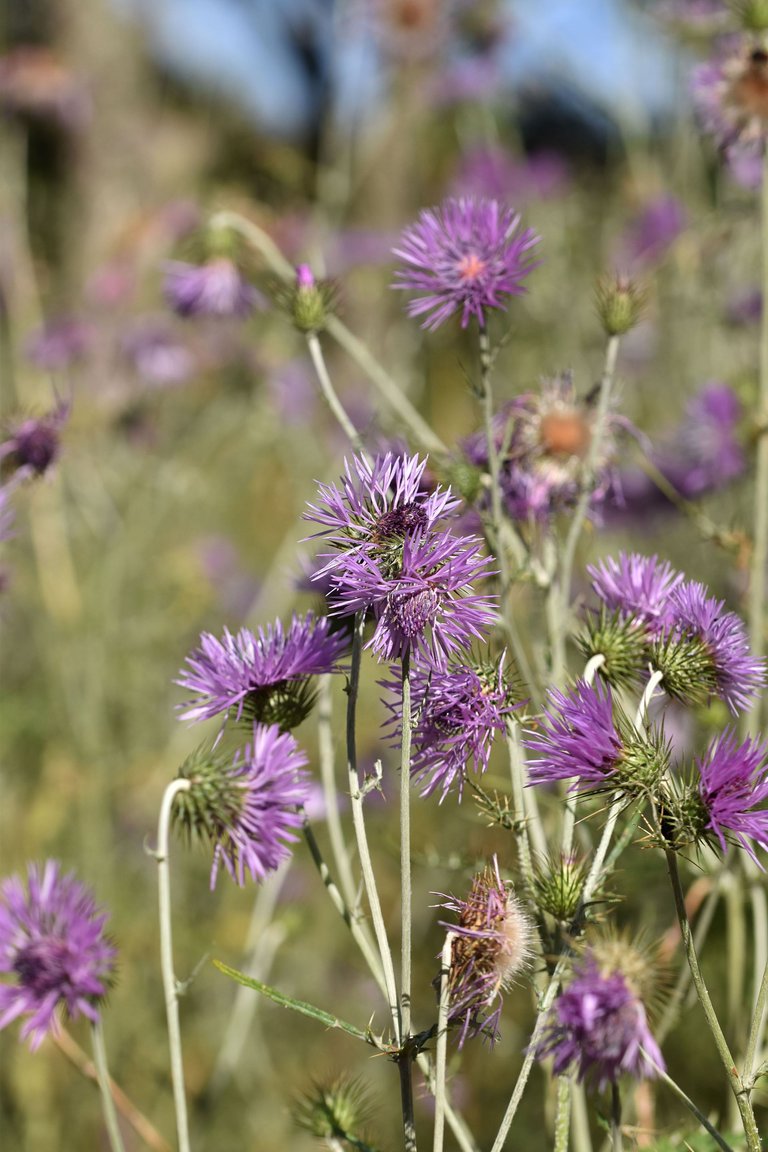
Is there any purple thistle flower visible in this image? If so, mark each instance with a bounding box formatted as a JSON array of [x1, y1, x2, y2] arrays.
[[665, 581, 766, 715], [176, 611, 348, 728], [0, 401, 69, 479], [524, 681, 624, 790], [692, 41, 768, 177], [438, 857, 533, 1047], [163, 258, 265, 319], [122, 320, 195, 388], [381, 657, 522, 801], [306, 451, 458, 560], [0, 862, 116, 1050], [392, 197, 540, 331], [536, 957, 664, 1090], [329, 528, 497, 665], [587, 553, 684, 636], [697, 729, 768, 866], [24, 318, 92, 371], [618, 195, 686, 270], [176, 724, 311, 887]]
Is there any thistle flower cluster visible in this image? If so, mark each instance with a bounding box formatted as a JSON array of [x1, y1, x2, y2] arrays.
[[381, 655, 524, 801], [578, 552, 766, 712], [0, 862, 117, 1050], [464, 374, 625, 525], [307, 452, 497, 664], [438, 857, 533, 1046]]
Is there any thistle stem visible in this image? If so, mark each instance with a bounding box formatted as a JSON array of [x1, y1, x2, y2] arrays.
[[664, 848, 761, 1151], [583, 653, 605, 685], [746, 148, 768, 736], [91, 1019, 127, 1152], [306, 331, 368, 458], [553, 1076, 571, 1152], [346, 613, 402, 1041], [432, 933, 453, 1152], [610, 1083, 622, 1152], [633, 668, 664, 733], [156, 777, 193, 1152], [317, 673, 358, 913], [642, 1049, 736, 1152], [399, 648, 417, 1152], [505, 719, 537, 896]]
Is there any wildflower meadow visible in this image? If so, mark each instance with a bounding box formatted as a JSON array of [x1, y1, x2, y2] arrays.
[[3, 2, 768, 1151]]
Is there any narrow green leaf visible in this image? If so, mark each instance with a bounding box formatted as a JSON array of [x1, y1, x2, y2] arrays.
[[213, 960, 372, 1044]]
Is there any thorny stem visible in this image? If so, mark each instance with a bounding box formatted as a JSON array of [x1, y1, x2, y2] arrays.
[[551, 333, 621, 688], [156, 778, 193, 1152], [399, 649, 417, 1152], [54, 1028, 172, 1152], [91, 1020, 127, 1152], [306, 331, 368, 458], [209, 211, 447, 457], [553, 1076, 571, 1152], [346, 614, 402, 1041], [664, 848, 761, 1152], [610, 1083, 623, 1152], [746, 148, 768, 736], [432, 933, 453, 1152]]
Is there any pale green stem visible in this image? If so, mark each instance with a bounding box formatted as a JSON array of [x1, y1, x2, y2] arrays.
[[432, 933, 453, 1152], [507, 718, 547, 866], [552, 334, 621, 687], [505, 719, 537, 896], [399, 650, 417, 1152], [746, 149, 768, 736], [633, 668, 664, 733], [642, 1049, 736, 1152], [317, 674, 359, 913], [208, 211, 447, 457], [744, 883, 768, 1083], [306, 331, 368, 457], [489, 956, 569, 1152], [346, 614, 402, 1041], [664, 848, 761, 1151], [583, 654, 605, 686], [744, 946, 768, 1087], [610, 1084, 622, 1152], [156, 778, 193, 1152], [553, 1076, 571, 1152], [91, 1019, 127, 1152], [569, 1084, 593, 1152], [416, 1053, 479, 1152]]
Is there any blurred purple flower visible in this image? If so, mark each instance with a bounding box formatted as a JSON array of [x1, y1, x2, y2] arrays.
[[0, 861, 116, 1050], [535, 957, 664, 1090], [122, 320, 195, 388], [666, 580, 766, 715], [392, 197, 540, 330], [451, 146, 570, 206], [177, 611, 348, 727], [24, 319, 93, 371], [619, 195, 686, 269], [196, 535, 260, 619], [726, 286, 762, 326], [587, 553, 683, 636], [697, 729, 768, 866], [164, 258, 266, 319], [0, 401, 69, 479]]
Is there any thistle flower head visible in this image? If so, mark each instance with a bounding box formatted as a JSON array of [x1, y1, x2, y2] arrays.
[[587, 553, 683, 637], [392, 197, 540, 330], [439, 857, 533, 1046], [524, 680, 669, 796], [381, 654, 524, 801], [176, 611, 348, 728], [533, 853, 591, 925], [174, 724, 311, 887], [696, 728, 768, 866], [692, 38, 768, 173], [595, 273, 647, 336], [0, 862, 117, 1050], [278, 264, 338, 333], [653, 580, 766, 715], [164, 258, 264, 319], [576, 608, 649, 690], [535, 954, 665, 1090], [293, 1075, 373, 1145]]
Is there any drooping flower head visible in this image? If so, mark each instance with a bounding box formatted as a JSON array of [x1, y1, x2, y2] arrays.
[[392, 197, 540, 330], [0, 862, 117, 1050], [438, 857, 533, 1046], [653, 580, 766, 715], [174, 724, 311, 887], [587, 553, 684, 637], [524, 680, 668, 796], [381, 655, 523, 800], [0, 401, 69, 481], [176, 611, 348, 729], [164, 258, 265, 319], [696, 728, 768, 866], [328, 527, 497, 665], [535, 954, 665, 1090]]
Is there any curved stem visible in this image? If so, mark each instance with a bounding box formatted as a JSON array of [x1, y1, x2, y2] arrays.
[[156, 777, 193, 1152], [306, 332, 368, 457], [91, 1019, 127, 1152], [664, 848, 760, 1151], [583, 653, 605, 686], [633, 668, 664, 733]]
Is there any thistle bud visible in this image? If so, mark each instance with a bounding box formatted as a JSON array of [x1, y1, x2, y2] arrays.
[[734, 1, 768, 32], [293, 1076, 373, 1147], [533, 853, 590, 925], [282, 264, 337, 333], [595, 273, 646, 337]]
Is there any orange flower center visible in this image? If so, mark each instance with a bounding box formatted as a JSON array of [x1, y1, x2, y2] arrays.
[[540, 411, 592, 458], [457, 252, 486, 282]]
